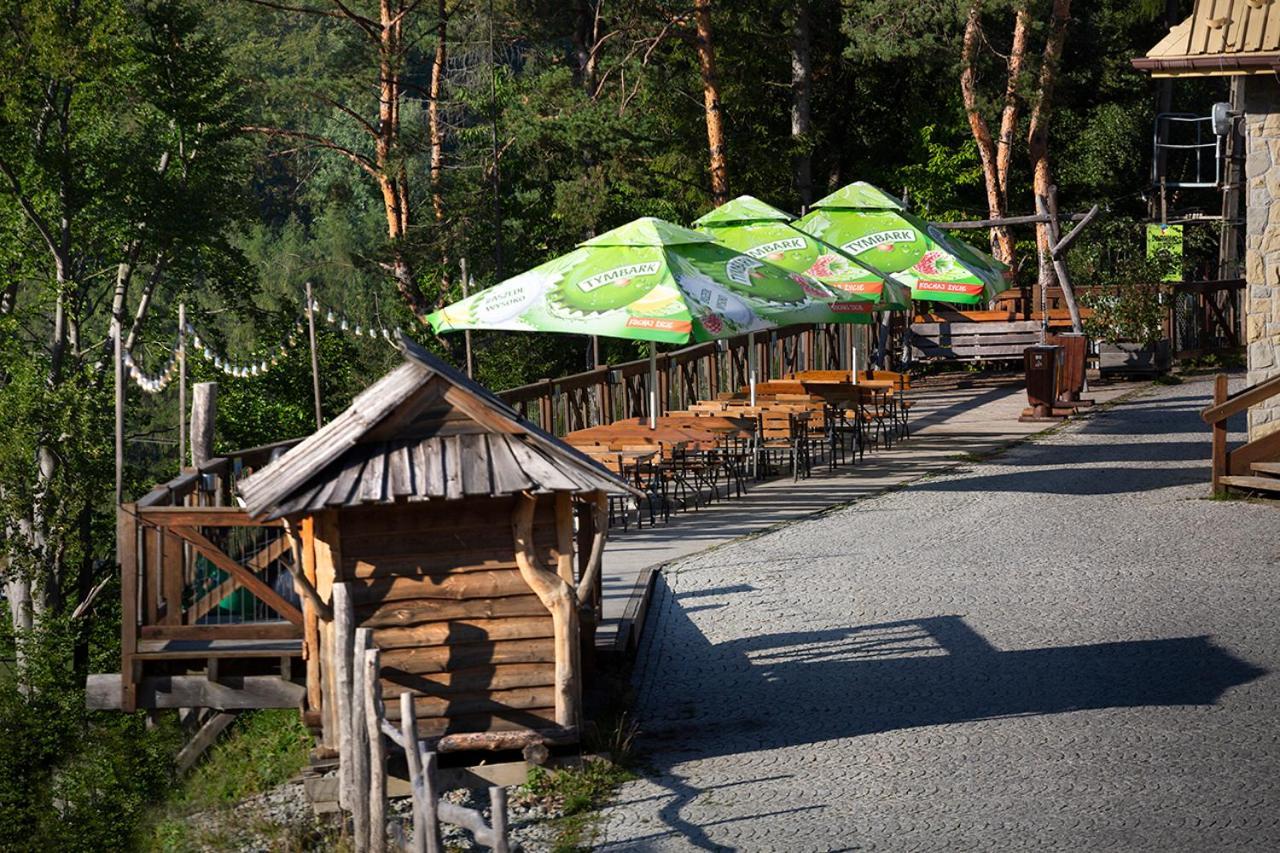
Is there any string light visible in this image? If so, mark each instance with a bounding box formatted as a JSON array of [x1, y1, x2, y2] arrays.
[[121, 292, 404, 393]]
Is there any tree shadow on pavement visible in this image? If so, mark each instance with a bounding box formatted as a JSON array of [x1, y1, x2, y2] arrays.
[[615, 580, 1266, 850]]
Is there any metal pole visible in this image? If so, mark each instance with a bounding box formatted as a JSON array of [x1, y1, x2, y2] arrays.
[[848, 324, 857, 385], [178, 303, 187, 472], [748, 332, 757, 406], [114, 315, 123, 506], [305, 281, 323, 429], [460, 258, 474, 378]]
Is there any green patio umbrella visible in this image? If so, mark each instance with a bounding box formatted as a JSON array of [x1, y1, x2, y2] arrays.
[[794, 182, 1010, 305], [427, 216, 842, 423], [695, 194, 912, 381]]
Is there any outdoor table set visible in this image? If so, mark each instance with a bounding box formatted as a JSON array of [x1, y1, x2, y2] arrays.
[[568, 371, 914, 530]]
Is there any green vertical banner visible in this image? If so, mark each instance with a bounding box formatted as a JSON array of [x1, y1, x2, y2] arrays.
[[1146, 224, 1183, 282]]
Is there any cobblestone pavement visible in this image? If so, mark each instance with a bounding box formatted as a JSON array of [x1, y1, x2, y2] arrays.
[[595, 377, 1280, 852]]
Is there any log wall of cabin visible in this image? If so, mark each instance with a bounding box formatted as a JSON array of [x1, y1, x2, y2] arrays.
[[311, 495, 570, 741]]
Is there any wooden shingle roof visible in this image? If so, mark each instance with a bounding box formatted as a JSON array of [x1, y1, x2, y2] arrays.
[[1134, 0, 1280, 77], [238, 337, 639, 519]]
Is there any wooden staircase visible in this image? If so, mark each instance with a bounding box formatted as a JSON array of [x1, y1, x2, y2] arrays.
[[1202, 373, 1280, 496]]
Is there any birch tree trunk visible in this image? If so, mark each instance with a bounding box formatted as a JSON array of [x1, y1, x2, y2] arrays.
[[693, 0, 729, 205], [1027, 0, 1072, 291], [790, 0, 813, 209]]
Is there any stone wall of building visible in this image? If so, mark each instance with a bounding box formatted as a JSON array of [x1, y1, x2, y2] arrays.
[[1243, 77, 1280, 440]]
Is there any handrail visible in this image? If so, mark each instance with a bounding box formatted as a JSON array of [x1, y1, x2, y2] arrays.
[[1200, 372, 1280, 425]]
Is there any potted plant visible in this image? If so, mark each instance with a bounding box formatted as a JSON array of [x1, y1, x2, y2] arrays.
[[1082, 283, 1170, 376]]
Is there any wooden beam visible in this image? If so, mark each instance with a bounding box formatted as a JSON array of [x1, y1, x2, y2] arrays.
[[932, 211, 1091, 229], [139, 506, 283, 527], [85, 673, 304, 710], [176, 712, 237, 773], [1050, 203, 1100, 259], [168, 526, 304, 625], [1201, 371, 1280, 424]]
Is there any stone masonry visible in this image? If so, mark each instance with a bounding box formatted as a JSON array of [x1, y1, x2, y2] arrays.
[[1243, 76, 1280, 439]]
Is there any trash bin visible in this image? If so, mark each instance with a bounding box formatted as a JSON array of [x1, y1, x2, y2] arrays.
[[1045, 332, 1091, 406], [1023, 345, 1063, 419]]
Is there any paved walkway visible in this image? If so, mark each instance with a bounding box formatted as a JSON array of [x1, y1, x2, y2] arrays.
[[598, 377, 1138, 651], [596, 375, 1280, 851]]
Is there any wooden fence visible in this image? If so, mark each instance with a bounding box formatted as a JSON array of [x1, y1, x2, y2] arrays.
[[497, 323, 858, 435]]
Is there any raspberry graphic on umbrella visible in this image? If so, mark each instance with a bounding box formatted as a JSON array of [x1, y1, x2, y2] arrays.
[[807, 254, 839, 279], [700, 312, 724, 334], [914, 250, 945, 276]]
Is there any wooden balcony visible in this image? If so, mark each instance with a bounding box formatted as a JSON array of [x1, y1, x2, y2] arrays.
[[88, 442, 309, 712]]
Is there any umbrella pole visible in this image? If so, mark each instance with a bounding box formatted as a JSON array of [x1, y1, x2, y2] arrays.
[[649, 340, 657, 430], [848, 325, 857, 385], [748, 332, 757, 407]]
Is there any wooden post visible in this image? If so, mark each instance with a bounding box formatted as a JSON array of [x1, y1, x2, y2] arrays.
[[490, 786, 510, 853], [118, 504, 139, 712], [423, 747, 442, 853], [190, 383, 218, 469], [512, 493, 582, 731], [1212, 373, 1229, 495], [305, 281, 323, 430], [460, 258, 475, 378], [333, 582, 355, 812], [362, 634, 386, 853], [178, 303, 187, 473], [350, 622, 371, 851], [1046, 187, 1085, 335], [554, 491, 575, 585], [400, 692, 440, 853]]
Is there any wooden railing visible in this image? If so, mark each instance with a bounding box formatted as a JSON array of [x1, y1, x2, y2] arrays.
[[118, 441, 303, 710], [1201, 372, 1280, 493], [498, 323, 847, 435]]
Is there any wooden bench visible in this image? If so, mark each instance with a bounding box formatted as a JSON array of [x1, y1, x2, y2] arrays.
[[909, 320, 1042, 362]]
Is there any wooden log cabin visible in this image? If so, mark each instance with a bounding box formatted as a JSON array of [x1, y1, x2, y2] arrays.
[[89, 339, 638, 757]]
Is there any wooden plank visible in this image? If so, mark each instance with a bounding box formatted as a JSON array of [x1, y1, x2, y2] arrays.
[[314, 510, 339, 598], [169, 526, 305, 626], [141, 623, 301, 641], [383, 686, 558, 721], [357, 594, 548, 628], [380, 662, 555, 696], [139, 506, 283, 527], [357, 442, 388, 504], [326, 449, 369, 507], [910, 321, 1041, 335], [349, 570, 533, 605], [135, 638, 303, 659], [380, 638, 556, 674], [409, 708, 559, 739], [343, 542, 556, 580], [85, 673, 304, 710], [460, 433, 493, 496], [337, 498, 552, 536], [387, 442, 414, 499], [415, 439, 444, 499], [443, 434, 464, 500], [372, 616, 554, 649], [487, 434, 535, 494]]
